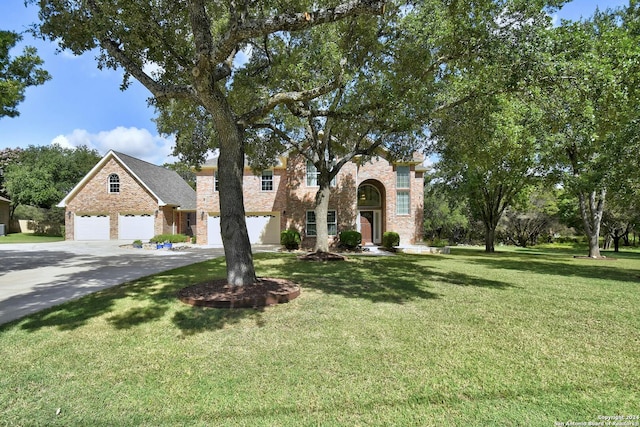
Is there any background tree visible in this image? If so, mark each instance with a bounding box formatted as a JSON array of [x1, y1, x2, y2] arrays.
[[32, 0, 385, 286], [0, 147, 23, 199], [423, 174, 469, 245], [430, 93, 545, 252], [501, 184, 560, 247], [0, 30, 50, 118], [4, 145, 101, 211], [542, 6, 640, 257]]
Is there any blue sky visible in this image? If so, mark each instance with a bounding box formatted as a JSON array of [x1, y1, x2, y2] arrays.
[[0, 0, 630, 165]]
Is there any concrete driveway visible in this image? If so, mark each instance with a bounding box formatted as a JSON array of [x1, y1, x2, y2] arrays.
[[0, 241, 243, 326]]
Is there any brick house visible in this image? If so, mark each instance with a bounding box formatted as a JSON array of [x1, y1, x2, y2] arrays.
[[196, 152, 426, 247], [58, 150, 196, 241]]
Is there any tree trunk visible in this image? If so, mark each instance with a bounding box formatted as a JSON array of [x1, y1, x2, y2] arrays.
[[484, 223, 496, 253], [578, 189, 605, 258], [314, 184, 332, 253], [208, 86, 256, 286]]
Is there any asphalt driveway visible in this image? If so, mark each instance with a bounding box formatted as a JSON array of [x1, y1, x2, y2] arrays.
[[0, 241, 242, 326]]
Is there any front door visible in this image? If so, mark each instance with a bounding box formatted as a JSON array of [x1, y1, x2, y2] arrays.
[[360, 211, 374, 244]]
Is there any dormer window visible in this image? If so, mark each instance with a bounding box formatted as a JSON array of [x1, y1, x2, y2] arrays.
[[108, 174, 120, 193]]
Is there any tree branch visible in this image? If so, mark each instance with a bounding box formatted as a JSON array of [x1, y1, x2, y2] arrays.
[[237, 74, 345, 126], [213, 0, 385, 63]]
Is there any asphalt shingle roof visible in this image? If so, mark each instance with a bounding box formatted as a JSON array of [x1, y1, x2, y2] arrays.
[[113, 151, 196, 210]]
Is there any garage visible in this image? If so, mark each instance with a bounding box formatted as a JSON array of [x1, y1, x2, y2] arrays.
[[207, 213, 280, 245], [118, 214, 155, 241], [75, 215, 110, 240]]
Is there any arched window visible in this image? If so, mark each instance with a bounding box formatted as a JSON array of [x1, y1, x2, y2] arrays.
[[357, 184, 381, 207], [108, 174, 120, 193]]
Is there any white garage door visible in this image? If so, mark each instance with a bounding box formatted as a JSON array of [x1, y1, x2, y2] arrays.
[[207, 216, 223, 245], [118, 214, 155, 241], [207, 213, 280, 245], [75, 215, 110, 240]]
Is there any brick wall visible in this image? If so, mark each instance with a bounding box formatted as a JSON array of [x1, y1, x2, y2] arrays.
[[64, 158, 159, 240]]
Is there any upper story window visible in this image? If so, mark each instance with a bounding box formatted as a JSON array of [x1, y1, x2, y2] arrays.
[[397, 191, 410, 215], [396, 166, 410, 189], [306, 161, 319, 187], [306, 160, 337, 187], [108, 174, 120, 193], [261, 170, 273, 191], [214, 171, 219, 192]]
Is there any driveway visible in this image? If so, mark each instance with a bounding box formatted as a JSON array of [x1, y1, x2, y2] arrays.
[[0, 241, 272, 326]]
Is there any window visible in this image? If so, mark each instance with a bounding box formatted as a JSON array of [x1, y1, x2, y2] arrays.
[[261, 170, 273, 191], [357, 184, 381, 207], [214, 171, 219, 192], [306, 210, 337, 236], [306, 161, 319, 187], [397, 191, 410, 215], [396, 166, 410, 189], [306, 161, 337, 187], [108, 174, 120, 193]]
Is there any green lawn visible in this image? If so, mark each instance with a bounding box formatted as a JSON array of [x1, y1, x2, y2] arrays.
[[1, 247, 638, 426], [0, 232, 64, 244]]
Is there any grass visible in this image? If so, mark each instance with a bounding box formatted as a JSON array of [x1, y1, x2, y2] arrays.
[[0, 232, 64, 244], [1, 247, 638, 426]]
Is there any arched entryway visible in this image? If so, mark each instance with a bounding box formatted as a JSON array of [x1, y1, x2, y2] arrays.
[[357, 181, 384, 244]]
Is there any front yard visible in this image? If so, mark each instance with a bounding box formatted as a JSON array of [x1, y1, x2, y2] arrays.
[[0, 233, 64, 244], [1, 247, 638, 426]]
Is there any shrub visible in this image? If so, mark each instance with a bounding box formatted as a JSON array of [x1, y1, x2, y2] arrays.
[[382, 231, 400, 249], [149, 234, 189, 243], [430, 237, 449, 247], [339, 230, 362, 249], [280, 229, 301, 250]]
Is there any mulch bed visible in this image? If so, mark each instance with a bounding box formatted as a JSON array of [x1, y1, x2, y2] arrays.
[[177, 277, 300, 309], [573, 256, 616, 260], [297, 251, 347, 261]]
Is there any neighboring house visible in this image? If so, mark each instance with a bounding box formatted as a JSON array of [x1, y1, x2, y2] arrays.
[[196, 152, 426, 247], [58, 150, 197, 241], [0, 196, 10, 233]]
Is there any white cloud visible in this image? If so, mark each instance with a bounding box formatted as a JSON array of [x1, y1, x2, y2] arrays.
[[50, 127, 177, 165]]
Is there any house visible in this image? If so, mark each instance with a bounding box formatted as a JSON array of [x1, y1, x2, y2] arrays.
[[195, 152, 426, 247], [0, 195, 10, 235], [58, 150, 196, 241]]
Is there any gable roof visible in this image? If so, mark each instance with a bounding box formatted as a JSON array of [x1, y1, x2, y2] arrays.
[[0, 195, 10, 203], [58, 150, 196, 210]]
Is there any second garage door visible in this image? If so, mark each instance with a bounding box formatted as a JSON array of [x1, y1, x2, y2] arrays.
[[207, 213, 280, 245], [118, 214, 155, 241]]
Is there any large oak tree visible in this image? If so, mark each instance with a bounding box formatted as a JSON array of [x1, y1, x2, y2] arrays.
[[31, 0, 385, 285]]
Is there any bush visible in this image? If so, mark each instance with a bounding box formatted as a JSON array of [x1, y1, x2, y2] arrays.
[[382, 231, 400, 249], [280, 229, 301, 250], [339, 230, 362, 249], [430, 237, 449, 247], [149, 234, 189, 243]]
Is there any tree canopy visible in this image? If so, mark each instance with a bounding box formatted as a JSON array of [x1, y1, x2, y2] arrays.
[[539, 5, 640, 257], [3, 145, 101, 210], [0, 30, 50, 118]]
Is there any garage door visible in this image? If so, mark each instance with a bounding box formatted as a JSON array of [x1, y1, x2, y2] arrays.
[[207, 213, 280, 245], [75, 215, 110, 240], [118, 214, 155, 241]]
